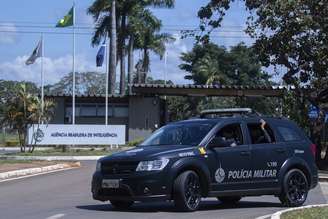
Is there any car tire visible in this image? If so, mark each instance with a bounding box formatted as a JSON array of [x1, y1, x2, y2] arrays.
[[217, 196, 242, 205], [173, 170, 202, 212], [109, 200, 134, 209], [279, 169, 309, 207]]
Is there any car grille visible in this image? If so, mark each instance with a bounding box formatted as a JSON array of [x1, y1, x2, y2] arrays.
[[101, 161, 138, 175]]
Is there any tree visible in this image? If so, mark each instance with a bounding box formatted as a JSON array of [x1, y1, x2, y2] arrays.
[[49, 72, 106, 96], [88, 0, 175, 95], [180, 42, 271, 86], [1, 83, 55, 152], [196, 0, 328, 165], [109, 0, 117, 95], [179, 42, 278, 116]]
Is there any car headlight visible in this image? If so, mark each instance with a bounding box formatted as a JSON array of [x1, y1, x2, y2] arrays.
[[96, 161, 101, 172], [136, 158, 169, 171]]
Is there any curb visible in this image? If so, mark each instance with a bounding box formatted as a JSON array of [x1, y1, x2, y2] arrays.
[[271, 204, 328, 219], [0, 155, 104, 161], [0, 162, 81, 181], [256, 204, 328, 219], [319, 174, 328, 182]]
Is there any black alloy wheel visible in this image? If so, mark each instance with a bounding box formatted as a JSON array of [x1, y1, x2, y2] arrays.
[[279, 169, 308, 207], [173, 170, 202, 211]]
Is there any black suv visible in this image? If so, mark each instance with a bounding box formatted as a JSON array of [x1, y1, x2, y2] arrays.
[[92, 109, 318, 211]]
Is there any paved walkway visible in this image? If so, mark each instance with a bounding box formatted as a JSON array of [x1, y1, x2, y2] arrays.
[[320, 182, 328, 203]]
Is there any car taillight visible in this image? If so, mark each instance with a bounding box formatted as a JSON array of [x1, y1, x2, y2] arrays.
[[310, 143, 316, 157]]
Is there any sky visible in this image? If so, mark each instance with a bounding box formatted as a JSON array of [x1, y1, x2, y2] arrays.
[[0, 0, 253, 86]]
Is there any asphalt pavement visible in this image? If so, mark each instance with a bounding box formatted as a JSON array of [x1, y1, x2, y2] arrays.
[[0, 161, 327, 219]]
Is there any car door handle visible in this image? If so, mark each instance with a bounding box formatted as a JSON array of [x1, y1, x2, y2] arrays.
[[275, 148, 286, 153], [240, 151, 251, 156]]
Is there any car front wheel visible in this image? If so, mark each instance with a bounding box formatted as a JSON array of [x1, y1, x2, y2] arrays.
[[173, 170, 202, 211], [279, 169, 308, 207], [109, 200, 134, 209]]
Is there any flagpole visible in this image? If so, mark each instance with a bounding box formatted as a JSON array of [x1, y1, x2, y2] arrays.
[[72, 3, 76, 125], [41, 33, 44, 118], [105, 33, 109, 125]]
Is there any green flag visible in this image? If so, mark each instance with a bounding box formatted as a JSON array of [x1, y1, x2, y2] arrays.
[[56, 6, 74, 27]]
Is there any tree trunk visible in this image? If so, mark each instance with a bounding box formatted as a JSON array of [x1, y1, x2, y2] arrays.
[[142, 48, 149, 83], [311, 110, 326, 168], [127, 35, 134, 95], [18, 130, 25, 152], [109, 0, 117, 95], [119, 14, 126, 95]]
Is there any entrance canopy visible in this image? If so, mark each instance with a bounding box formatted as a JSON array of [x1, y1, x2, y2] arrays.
[[132, 84, 290, 97]]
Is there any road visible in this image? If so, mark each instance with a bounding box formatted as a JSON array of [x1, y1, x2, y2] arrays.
[[0, 161, 327, 219]]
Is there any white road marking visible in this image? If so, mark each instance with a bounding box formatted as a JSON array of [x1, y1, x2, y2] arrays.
[[46, 213, 65, 219]]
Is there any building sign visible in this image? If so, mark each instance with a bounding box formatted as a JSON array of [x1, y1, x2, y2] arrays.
[[28, 124, 126, 145]]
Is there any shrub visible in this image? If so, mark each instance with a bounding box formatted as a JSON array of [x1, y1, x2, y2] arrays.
[[5, 140, 20, 147], [127, 138, 144, 147]]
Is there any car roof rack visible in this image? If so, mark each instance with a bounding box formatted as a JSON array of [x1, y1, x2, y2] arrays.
[[200, 108, 261, 118]]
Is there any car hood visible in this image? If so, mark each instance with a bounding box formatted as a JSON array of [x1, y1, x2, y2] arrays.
[[100, 145, 195, 162]]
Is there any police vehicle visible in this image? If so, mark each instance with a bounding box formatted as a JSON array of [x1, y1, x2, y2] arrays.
[[92, 108, 318, 211]]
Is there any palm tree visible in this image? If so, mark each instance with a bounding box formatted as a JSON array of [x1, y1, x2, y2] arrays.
[[27, 96, 55, 152], [88, 0, 175, 94], [1, 83, 55, 152]]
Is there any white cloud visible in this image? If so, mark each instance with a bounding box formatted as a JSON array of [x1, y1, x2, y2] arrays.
[[0, 23, 17, 44], [149, 33, 190, 84], [0, 54, 99, 85]]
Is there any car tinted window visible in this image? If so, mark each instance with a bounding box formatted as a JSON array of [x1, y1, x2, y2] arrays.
[[247, 123, 275, 144], [140, 121, 216, 146], [214, 123, 244, 147], [277, 126, 302, 141]]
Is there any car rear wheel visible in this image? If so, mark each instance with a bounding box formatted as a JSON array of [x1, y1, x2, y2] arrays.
[[279, 169, 308, 207], [109, 200, 134, 209], [173, 170, 202, 212], [217, 196, 242, 205]]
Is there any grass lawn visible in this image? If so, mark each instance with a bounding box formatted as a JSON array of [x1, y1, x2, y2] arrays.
[[6, 148, 117, 156], [281, 206, 328, 219], [0, 132, 20, 147]]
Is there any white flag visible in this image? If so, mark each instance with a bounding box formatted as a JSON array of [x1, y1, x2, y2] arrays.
[[26, 39, 42, 65]]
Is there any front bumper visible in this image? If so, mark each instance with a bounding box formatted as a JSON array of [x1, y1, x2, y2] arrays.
[[91, 171, 172, 202]]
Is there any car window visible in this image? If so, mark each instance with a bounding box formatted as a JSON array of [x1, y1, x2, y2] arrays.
[[215, 123, 244, 147], [140, 121, 216, 146], [277, 126, 301, 142], [247, 123, 275, 144]]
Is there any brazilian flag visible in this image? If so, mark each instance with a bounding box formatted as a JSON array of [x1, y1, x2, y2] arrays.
[[56, 7, 74, 27]]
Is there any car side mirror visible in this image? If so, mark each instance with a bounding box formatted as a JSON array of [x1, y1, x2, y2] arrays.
[[208, 137, 226, 148]]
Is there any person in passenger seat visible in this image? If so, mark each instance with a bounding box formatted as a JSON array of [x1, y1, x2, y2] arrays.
[[260, 119, 272, 143]]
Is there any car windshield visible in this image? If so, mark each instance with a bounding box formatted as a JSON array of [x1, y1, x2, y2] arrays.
[[140, 121, 216, 146]]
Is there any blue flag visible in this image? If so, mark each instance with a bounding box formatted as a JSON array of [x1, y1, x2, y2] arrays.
[[96, 41, 106, 67]]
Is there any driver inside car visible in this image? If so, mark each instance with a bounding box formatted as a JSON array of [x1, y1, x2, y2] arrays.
[[219, 129, 238, 147]]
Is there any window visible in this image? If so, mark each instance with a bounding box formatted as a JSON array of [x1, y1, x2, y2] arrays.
[[277, 126, 301, 142], [113, 106, 128, 117], [80, 105, 97, 117], [65, 106, 80, 117], [247, 123, 275, 144], [215, 124, 244, 146], [97, 105, 113, 117], [141, 121, 216, 146]]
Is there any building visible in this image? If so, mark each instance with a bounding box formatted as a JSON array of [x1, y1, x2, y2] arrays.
[[47, 84, 288, 142], [46, 94, 166, 142]]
